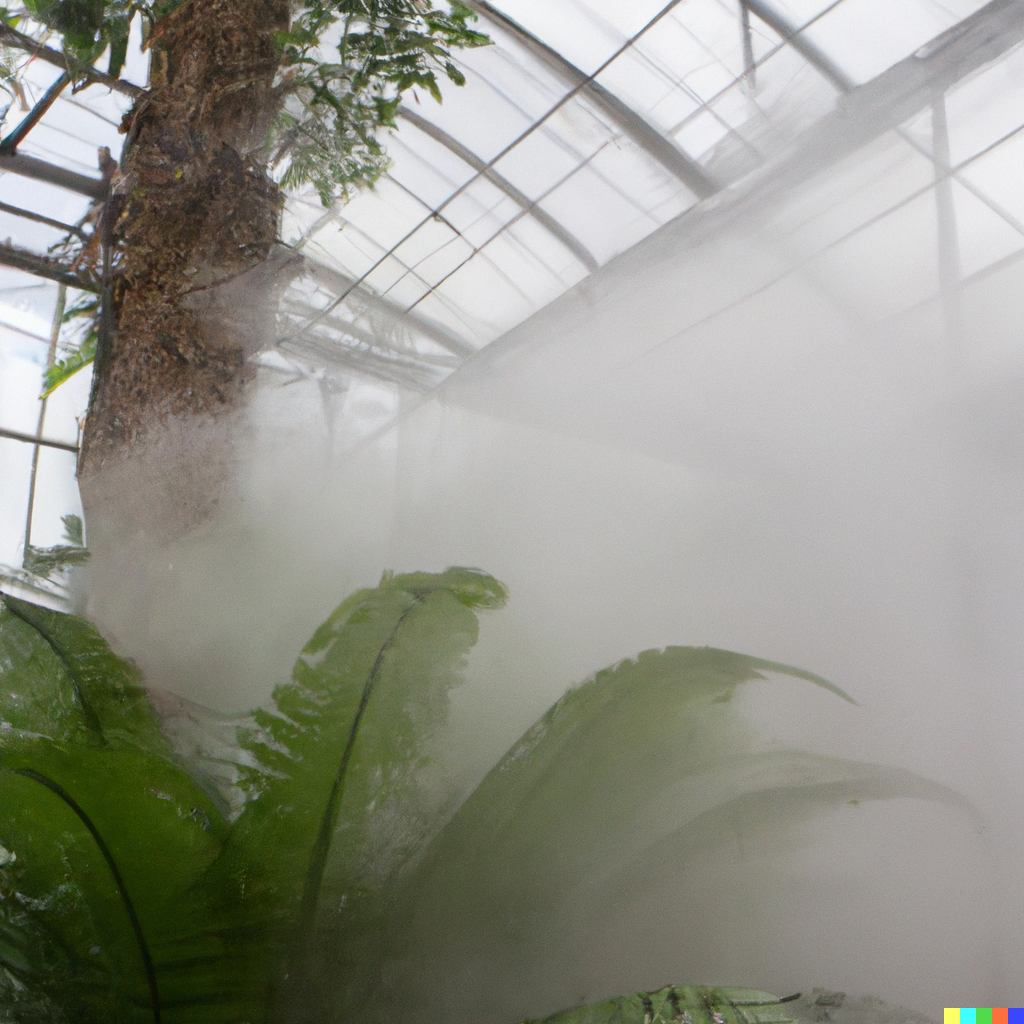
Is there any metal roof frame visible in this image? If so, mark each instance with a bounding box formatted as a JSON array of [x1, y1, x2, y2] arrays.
[[4, 0, 1024, 383], [465, 0, 719, 199], [395, 105, 599, 272]]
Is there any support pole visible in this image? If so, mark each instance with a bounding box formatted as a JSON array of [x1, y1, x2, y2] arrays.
[[740, 1, 757, 94], [0, 72, 70, 153], [22, 284, 67, 562], [931, 88, 963, 349]]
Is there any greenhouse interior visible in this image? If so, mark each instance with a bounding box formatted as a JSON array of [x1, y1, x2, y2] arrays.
[[1, 0, 1023, 1020]]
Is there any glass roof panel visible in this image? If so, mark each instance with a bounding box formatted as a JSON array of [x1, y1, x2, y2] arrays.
[[490, 129, 593, 202], [804, 186, 941, 320], [598, 50, 703, 134], [407, 61, 540, 163], [386, 134, 479, 211], [801, 0, 983, 85], [0, 331, 46, 435], [778, 135, 938, 255], [950, 178, 1024, 278], [944, 42, 1024, 166], [957, 131, 1024, 232], [424, 247, 540, 329], [0, 439, 33, 563], [6, 0, 1024, 603], [769, 0, 846, 20], [537, 162, 658, 265], [487, 0, 666, 75], [459, 31, 570, 117]]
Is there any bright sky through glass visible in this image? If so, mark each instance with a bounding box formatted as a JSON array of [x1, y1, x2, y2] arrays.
[[3, 0, 1024, 590]]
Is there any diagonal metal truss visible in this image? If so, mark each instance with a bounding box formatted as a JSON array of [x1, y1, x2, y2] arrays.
[[465, 0, 718, 199], [394, 105, 599, 272]]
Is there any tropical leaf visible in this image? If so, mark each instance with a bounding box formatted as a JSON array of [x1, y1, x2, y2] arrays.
[[0, 576, 973, 1024], [40, 331, 96, 399], [196, 566, 508, 1022], [22, 515, 89, 582], [0, 568, 508, 1024], [270, 0, 490, 204], [0, 596, 229, 1024], [370, 647, 972, 1024]]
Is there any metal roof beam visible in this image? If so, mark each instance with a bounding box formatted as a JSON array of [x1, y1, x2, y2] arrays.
[[772, 0, 1024, 191], [1, 72, 70, 153], [396, 105, 599, 271], [465, 0, 718, 199], [299, 257, 477, 360], [743, 0, 854, 93], [0, 240, 97, 289], [749, 0, 1024, 253], [0, 151, 107, 199], [462, 0, 1024, 380], [277, 332, 448, 391], [0, 199, 86, 239], [0, 425, 78, 454], [280, 298, 461, 368]]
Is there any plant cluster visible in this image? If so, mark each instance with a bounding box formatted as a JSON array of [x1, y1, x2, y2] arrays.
[[0, 568, 966, 1023]]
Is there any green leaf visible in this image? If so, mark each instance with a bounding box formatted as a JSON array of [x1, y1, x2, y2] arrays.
[[0, 597, 229, 1024], [23, 515, 89, 581], [519, 985, 800, 1024], [62, 514, 84, 548], [41, 329, 96, 399], [270, 0, 491, 204], [192, 567, 508, 1021], [0, 575, 971, 1024], [371, 647, 970, 1024], [106, 19, 128, 78], [0, 570, 507, 1024]]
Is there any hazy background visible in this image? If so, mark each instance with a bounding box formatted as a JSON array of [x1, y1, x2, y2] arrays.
[[78, 126, 1024, 1013]]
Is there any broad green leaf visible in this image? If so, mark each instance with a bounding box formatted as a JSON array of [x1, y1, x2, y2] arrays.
[[0, 578, 972, 1024], [0, 597, 228, 1024], [2, 597, 170, 753], [0, 569, 507, 1024], [371, 648, 970, 1024], [193, 567, 507, 1022], [600, 748, 978, 906], [105, 12, 128, 77], [40, 330, 96, 399]]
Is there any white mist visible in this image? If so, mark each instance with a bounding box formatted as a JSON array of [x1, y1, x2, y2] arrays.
[[79, 124, 1024, 1014]]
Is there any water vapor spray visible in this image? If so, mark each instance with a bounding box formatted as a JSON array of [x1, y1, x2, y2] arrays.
[[78, 119, 1024, 1014]]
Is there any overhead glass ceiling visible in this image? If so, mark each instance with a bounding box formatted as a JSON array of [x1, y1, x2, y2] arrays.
[[2, 0, 1024, 597]]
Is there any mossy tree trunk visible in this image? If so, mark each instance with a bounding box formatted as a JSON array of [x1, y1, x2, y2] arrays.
[[79, 0, 294, 527]]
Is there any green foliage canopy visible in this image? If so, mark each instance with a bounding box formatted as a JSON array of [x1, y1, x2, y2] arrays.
[[1, 0, 488, 202], [272, 0, 489, 203]]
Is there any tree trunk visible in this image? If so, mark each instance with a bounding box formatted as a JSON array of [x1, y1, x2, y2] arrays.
[[78, 0, 295, 538]]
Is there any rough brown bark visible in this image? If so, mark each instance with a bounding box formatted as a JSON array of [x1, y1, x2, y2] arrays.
[[78, 0, 295, 533]]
